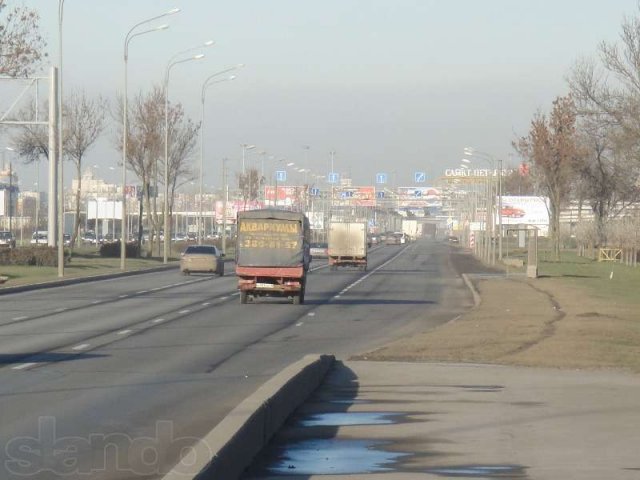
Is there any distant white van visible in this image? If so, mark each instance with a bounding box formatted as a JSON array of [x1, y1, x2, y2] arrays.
[[30, 230, 48, 245]]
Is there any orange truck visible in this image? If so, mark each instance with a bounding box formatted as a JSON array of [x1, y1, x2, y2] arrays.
[[235, 209, 311, 304]]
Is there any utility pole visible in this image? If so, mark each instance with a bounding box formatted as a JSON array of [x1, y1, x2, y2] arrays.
[[222, 158, 228, 254]]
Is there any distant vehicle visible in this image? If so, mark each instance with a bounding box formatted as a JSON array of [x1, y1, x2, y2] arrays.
[[328, 221, 368, 271], [310, 242, 329, 259], [368, 234, 380, 246], [186, 232, 197, 242], [385, 232, 404, 245], [0, 231, 16, 248], [30, 231, 48, 245], [173, 232, 187, 242], [82, 231, 97, 244], [180, 245, 224, 276], [63, 234, 71, 246], [501, 205, 526, 218], [447, 235, 460, 244]]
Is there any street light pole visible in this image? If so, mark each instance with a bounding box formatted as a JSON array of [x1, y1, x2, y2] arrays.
[[122, 10, 175, 270], [57, 0, 65, 278], [199, 66, 242, 244], [164, 53, 205, 264], [241, 144, 255, 175], [464, 147, 503, 263]]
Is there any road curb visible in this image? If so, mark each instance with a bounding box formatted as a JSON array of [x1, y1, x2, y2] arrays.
[[0, 263, 179, 295], [462, 273, 481, 307], [161, 354, 335, 480]]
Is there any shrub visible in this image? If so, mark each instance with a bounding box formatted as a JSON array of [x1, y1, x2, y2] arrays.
[[0, 246, 69, 266], [99, 241, 140, 258]]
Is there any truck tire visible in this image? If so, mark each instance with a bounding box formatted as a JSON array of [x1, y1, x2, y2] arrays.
[[240, 291, 248, 304], [218, 266, 224, 277]]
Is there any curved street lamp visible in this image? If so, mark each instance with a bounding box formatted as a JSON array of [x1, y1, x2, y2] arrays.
[[198, 66, 243, 243], [163, 53, 206, 263], [121, 8, 178, 270]]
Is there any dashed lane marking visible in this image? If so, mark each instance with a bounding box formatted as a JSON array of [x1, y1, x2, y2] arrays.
[[11, 316, 28, 321], [117, 330, 132, 335], [12, 363, 38, 370], [178, 309, 191, 314], [72, 344, 90, 351]]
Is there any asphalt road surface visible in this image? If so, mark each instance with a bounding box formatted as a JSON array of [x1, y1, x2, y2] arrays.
[[0, 239, 470, 480]]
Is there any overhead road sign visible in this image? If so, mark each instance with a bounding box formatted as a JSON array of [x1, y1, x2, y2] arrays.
[[376, 173, 387, 184], [415, 171, 426, 183]]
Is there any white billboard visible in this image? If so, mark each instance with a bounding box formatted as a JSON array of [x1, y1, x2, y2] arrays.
[[498, 196, 549, 227], [87, 199, 123, 220]]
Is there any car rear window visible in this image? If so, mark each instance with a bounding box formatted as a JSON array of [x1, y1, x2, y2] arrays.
[[185, 246, 216, 255]]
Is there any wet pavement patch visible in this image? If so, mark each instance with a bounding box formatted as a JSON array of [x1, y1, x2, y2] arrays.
[[261, 438, 409, 475], [298, 412, 402, 427], [425, 464, 527, 478]]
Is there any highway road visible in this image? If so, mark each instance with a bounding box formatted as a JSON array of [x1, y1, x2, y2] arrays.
[[0, 239, 471, 480]]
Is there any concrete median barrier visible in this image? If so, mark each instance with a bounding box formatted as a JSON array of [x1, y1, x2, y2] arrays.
[[161, 353, 335, 480]]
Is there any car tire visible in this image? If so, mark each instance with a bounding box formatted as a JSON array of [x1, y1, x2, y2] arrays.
[[182, 270, 189, 276]]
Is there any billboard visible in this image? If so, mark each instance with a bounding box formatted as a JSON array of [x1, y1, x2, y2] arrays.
[[332, 186, 376, 207], [264, 186, 307, 208], [87, 199, 123, 220], [497, 196, 549, 228], [215, 200, 264, 224]]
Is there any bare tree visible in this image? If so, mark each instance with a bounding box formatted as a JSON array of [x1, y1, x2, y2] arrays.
[[12, 102, 50, 164], [114, 86, 199, 255], [164, 103, 199, 234], [237, 168, 261, 211], [65, 90, 107, 247], [0, 0, 47, 77], [515, 96, 581, 260]]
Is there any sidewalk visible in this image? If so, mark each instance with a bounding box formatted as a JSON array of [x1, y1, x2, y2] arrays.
[[246, 360, 640, 479]]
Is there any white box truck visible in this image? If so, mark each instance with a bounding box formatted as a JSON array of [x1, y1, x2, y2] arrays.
[[328, 221, 368, 271]]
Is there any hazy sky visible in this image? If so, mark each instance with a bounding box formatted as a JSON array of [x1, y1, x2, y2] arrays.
[[3, 0, 637, 191]]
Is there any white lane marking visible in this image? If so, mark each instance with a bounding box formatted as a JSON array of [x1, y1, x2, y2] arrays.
[[202, 302, 211, 307], [150, 287, 163, 291], [72, 344, 90, 351], [329, 245, 409, 301], [91, 300, 102, 304], [295, 322, 303, 327], [231, 292, 240, 296], [152, 318, 165, 324], [119, 295, 128, 299], [117, 330, 132, 335], [12, 363, 38, 370], [220, 296, 229, 301], [137, 290, 148, 294], [12, 316, 28, 321], [54, 308, 66, 313], [178, 309, 191, 314], [307, 312, 315, 317]]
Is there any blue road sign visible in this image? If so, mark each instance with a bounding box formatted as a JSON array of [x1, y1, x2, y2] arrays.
[[414, 189, 422, 198], [376, 173, 387, 184], [415, 171, 426, 183], [328, 172, 339, 184], [340, 191, 354, 199], [275, 170, 286, 182], [310, 187, 321, 197], [376, 191, 385, 199]]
